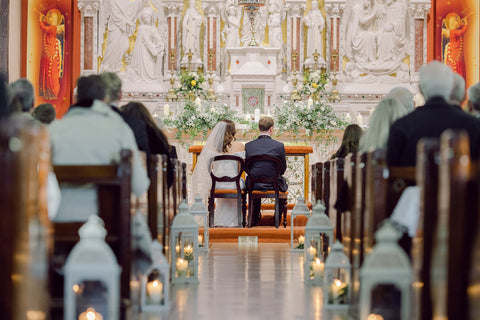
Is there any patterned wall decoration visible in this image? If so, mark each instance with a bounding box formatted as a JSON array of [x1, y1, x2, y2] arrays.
[[242, 87, 265, 114]]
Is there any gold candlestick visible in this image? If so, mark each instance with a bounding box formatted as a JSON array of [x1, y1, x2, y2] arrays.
[[329, 49, 340, 102], [290, 52, 301, 101], [167, 50, 178, 101], [313, 49, 320, 72], [187, 49, 194, 72]]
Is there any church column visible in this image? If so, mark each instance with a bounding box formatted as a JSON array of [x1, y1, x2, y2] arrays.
[[205, 5, 218, 73], [287, 4, 303, 77], [167, 5, 181, 73], [324, 0, 345, 73], [408, 0, 431, 80], [77, 0, 100, 75]]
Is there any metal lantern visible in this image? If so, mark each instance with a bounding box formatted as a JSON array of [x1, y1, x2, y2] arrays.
[[141, 240, 169, 312], [190, 194, 209, 253], [64, 216, 121, 320], [170, 200, 199, 284], [360, 220, 412, 320], [290, 196, 310, 252], [304, 201, 334, 284], [324, 241, 351, 310]]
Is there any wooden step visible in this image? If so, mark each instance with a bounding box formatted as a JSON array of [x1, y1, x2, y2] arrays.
[[206, 226, 306, 243]]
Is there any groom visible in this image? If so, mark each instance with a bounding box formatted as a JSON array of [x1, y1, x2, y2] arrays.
[[245, 116, 288, 226]]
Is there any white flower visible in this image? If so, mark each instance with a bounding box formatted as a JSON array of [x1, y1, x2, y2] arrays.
[[321, 107, 325, 112], [330, 120, 337, 126]]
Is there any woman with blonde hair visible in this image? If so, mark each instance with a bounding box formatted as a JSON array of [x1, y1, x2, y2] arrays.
[[359, 97, 408, 152]]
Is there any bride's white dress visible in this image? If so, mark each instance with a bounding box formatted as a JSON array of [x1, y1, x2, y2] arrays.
[[212, 151, 245, 227]]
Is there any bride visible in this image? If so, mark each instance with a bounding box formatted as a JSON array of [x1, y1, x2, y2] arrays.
[[191, 120, 245, 227]]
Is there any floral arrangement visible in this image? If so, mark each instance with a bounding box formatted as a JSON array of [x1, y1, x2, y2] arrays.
[[164, 99, 243, 139], [273, 99, 348, 143], [175, 71, 206, 99], [298, 70, 332, 99]]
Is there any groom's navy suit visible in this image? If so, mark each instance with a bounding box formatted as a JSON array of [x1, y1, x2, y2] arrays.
[[245, 134, 288, 224]]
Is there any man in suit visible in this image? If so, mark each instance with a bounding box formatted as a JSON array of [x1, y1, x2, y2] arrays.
[[387, 61, 480, 167], [245, 116, 288, 226]]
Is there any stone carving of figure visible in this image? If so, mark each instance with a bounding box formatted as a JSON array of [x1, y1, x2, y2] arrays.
[[304, 0, 325, 64], [221, 2, 241, 77], [241, 5, 267, 46], [347, 0, 377, 65], [267, 0, 285, 72], [376, 0, 406, 64], [99, 0, 147, 72], [127, 7, 164, 82], [182, 0, 203, 63]]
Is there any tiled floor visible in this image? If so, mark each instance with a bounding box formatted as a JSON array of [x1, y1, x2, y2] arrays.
[[132, 243, 352, 320]]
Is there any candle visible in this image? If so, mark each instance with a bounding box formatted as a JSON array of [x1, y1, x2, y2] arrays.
[[184, 245, 193, 256], [330, 279, 347, 303], [311, 257, 324, 278], [298, 235, 305, 245], [78, 307, 103, 320], [245, 113, 250, 121], [198, 235, 203, 245], [307, 98, 313, 109], [309, 245, 317, 258], [163, 104, 170, 117], [175, 244, 180, 253], [369, 107, 375, 117], [254, 108, 260, 122], [357, 113, 363, 125], [147, 279, 163, 304], [170, 18, 175, 49], [176, 258, 188, 273], [367, 314, 384, 320], [333, 18, 338, 50], [195, 97, 202, 109], [345, 112, 352, 123], [292, 18, 296, 50], [209, 17, 214, 50]]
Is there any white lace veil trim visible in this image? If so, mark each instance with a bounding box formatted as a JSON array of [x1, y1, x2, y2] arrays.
[[191, 121, 226, 202]]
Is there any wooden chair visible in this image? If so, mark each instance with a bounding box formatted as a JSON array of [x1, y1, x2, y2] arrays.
[[208, 154, 247, 227], [245, 155, 288, 228], [50, 149, 132, 319]]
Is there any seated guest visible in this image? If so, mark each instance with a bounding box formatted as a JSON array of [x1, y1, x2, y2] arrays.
[[8, 78, 35, 119], [449, 72, 466, 109], [245, 116, 287, 226], [121, 101, 177, 187], [387, 61, 480, 166], [330, 124, 363, 159], [467, 82, 480, 118], [359, 98, 408, 152], [100, 72, 150, 153], [386, 86, 414, 112], [49, 75, 149, 221], [32, 103, 56, 124]]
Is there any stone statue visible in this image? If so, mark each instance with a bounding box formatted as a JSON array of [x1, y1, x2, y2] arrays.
[[376, 0, 406, 64], [304, 0, 325, 65], [99, 0, 147, 72], [127, 7, 164, 82], [221, 2, 241, 77], [267, 0, 285, 72], [344, 0, 409, 80], [182, 0, 203, 64]]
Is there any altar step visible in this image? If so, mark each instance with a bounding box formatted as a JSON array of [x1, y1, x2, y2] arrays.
[[206, 213, 308, 243]]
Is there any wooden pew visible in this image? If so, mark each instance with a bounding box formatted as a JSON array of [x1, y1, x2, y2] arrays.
[[50, 150, 132, 319], [330, 158, 345, 240], [0, 117, 51, 319], [430, 130, 474, 319], [322, 161, 331, 217], [341, 153, 356, 264], [411, 138, 439, 320], [310, 162, 323, 204]]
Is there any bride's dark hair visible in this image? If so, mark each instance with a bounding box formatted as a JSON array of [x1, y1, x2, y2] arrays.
[[221, 119, 236, 153]]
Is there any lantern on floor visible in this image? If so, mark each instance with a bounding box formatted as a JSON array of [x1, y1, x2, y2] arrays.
[[291, 196, 310, 252], [141, 240, 169, 311], [190, 194, 209, 253], [64, 216, 121, 320], [304, 201, 333, 284], [170, 200, 199, 284], [360, 220, 412, 320], [324, 241, 351, 309]]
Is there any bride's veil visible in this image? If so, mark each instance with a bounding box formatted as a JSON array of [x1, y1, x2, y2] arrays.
[[191, 121, 227, 202]]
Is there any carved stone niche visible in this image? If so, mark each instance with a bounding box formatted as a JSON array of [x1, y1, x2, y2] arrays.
[[327, 0, 430, 96]]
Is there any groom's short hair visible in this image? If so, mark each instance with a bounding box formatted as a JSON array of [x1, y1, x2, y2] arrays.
[[259, 116, 274, 132]]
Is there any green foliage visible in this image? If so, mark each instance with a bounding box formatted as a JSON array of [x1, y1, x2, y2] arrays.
[[298, 70, 332, 99], [175, 71, 206, 99]]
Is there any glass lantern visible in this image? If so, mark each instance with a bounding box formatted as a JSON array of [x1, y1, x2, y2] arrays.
[[304, 201, 334, 284], [141, 240, 169, 311], [360, 220, 412, 320], [64, 216, 121, 320], [290, 196, 310, 252], [170, 200, 199, 284], [324, 241, 351, 310], [190, 194, 209, 253]]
